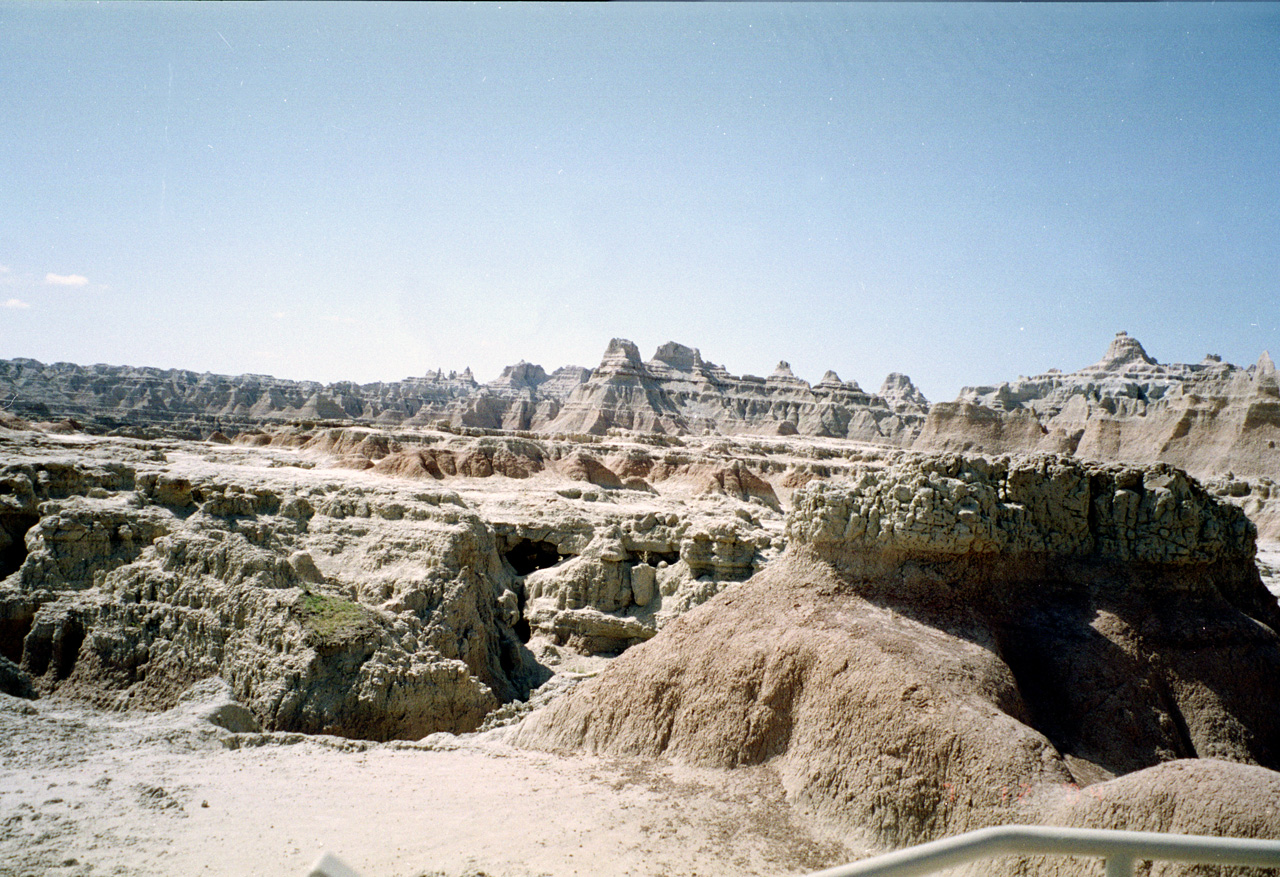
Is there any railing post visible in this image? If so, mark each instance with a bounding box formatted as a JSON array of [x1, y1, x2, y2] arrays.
[[1104, 853, 1135, 877]]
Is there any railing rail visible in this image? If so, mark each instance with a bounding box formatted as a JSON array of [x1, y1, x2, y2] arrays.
[[307, 826, 1280, 877], [807, 825, 1280, 877]]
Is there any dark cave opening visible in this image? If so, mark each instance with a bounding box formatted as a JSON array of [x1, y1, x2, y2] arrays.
[[55, 619, 85, 681], [0, 513, 38, 580], [504, 539, 563, 576], [0, 612, 34, 664], [636, 549, 679, 567]]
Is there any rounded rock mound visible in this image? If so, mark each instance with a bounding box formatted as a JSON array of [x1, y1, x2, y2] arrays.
[[512, 454, 1280, 853], [973, 759, 1280, 877]]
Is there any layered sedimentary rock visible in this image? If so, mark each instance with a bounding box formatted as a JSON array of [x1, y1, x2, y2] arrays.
[[0, 425, 811, 734], [0, 358, 587, 436], [0, 340, 925, 443], [7, 332, 1278, 500], [878, 372, 930, 417], [546, 339, 926, 442], [0, 453, 539, 740], [916, 332, 1280, 483], [513, 454, 1280, 851], [3, 412, 1280, 870]]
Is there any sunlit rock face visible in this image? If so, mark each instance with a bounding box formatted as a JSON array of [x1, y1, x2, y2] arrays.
[[0, 339, 928, 444], [915, 332, 1280, 486], [545, 339, 926, 443], [514, 452, 1280, 851], [5, 333, 1278, 492], [0, 452, 537, 740], [0, 357, 583, 436], [0, 425, 808, 737], [5, 402, 1280, 868]]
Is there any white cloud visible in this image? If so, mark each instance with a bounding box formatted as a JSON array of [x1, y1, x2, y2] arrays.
[[0, 265, 10, 274], [3, 298, 30, 309], [45, 272, 89, 287]]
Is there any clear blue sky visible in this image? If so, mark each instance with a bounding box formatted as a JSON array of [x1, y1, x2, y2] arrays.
[[2, 2, 1277, 402]]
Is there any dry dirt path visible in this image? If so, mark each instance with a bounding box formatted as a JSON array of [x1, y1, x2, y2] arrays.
[[0, 694, 857, 877]]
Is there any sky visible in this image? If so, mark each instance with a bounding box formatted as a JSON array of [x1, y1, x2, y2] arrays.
[[1, 2, 1278, 403]]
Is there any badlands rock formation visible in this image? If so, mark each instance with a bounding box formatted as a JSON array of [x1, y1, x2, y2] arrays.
[[9, 332, 1278, 537], [3, 422, 859, 736], [513, 454, 1280, 850], [916, 332, 1280, 482], [4, 335, 1280, 872], [0, 443, 536, 738], [546, 340, 925, 442], [6, 332, 1277, 485], [973, 759, 1280, 877], [0, 356, 586, 436], [0, 340, 926, 443]]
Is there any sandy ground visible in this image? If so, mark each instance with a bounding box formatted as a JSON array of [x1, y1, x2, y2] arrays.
[[0, 691, 859, 877]]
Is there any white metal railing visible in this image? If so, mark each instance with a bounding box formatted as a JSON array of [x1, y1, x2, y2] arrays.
[[807, 825, 1280, 877], [306, 825, 1280, 877]]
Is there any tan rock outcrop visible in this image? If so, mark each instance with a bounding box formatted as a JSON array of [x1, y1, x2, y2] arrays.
[[545, 339, 926, 442], [512, 502, 776, 654], [0, 411, 32, 431], [699, 461, 781, 510], [1, 427, 804, 736], [514, 453, 1280, 849], [878, 372, 930, 417], [972, 760, 1280, 877], [512, 549, 1078, 847], [368, 439, 547, 481], [0, 456, 546, 740], [787, 454, 1257, 568], [556, 451, 623, 488], [915, 333, 1280, 487]]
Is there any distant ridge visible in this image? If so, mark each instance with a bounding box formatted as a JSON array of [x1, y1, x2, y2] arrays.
[[3, 332, 1278, 483], [0, 340, 926, 443]]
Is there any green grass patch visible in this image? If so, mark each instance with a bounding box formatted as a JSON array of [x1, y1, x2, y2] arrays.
[[297, 592, 373, 641]]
